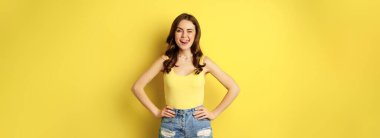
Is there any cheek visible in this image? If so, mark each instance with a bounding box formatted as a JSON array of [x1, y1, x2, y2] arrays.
[[190, 34, 195, 40], [174, 33, 181, 40]]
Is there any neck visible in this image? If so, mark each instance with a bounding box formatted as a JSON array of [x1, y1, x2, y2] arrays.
[[178, 49, 192, 57]]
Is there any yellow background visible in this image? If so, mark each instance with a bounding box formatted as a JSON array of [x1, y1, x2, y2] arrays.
[[1, 0, 379, 138]]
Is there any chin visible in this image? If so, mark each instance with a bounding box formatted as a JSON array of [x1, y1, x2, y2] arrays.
[[178, 44, 192, 50]]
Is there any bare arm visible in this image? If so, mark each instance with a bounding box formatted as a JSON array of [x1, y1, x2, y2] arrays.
[[131, 55, 173, 118], [194, 56, 240, 120]]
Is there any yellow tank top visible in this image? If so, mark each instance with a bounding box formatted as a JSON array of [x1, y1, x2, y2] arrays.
[[163, 56, 206, 109]]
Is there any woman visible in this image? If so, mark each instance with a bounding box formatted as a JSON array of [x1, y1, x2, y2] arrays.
[[131, 13, 240, 138]]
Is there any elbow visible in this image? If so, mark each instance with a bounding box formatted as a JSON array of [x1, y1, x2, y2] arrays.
[[235, 85, 240, 95], [228, 85, 240, 95], [131, 85, 136, 94], [131, 81, 147, 96], [131, 84, 140, 95], [131, 85, 135, 92]]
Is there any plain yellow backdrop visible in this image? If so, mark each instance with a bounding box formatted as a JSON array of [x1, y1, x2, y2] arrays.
[[1, 0, 379, 138]]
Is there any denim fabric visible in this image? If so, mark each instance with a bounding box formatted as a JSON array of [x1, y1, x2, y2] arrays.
[[158, 105, 213, 138]]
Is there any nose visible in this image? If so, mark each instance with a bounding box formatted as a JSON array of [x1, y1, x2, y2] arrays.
[[181, 31, 187, 38]]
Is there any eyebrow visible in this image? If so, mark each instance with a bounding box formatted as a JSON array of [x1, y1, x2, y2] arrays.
[[176, 27, 194, 31]]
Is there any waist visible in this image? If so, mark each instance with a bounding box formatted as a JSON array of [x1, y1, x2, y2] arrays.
[[169, 105, 204, 114], [164, 88, 204, 109]]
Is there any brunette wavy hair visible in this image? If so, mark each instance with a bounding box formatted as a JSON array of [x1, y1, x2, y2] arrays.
[[163, 13, 206, 75]]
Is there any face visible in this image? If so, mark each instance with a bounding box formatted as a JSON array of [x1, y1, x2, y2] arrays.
[[175, 20, 196, 50]]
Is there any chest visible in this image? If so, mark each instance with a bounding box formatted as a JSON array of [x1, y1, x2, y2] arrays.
[[173, 60, 195, 76]]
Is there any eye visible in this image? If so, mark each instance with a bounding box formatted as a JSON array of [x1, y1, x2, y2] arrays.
[[176, 29, 182, 32], [187, 30, 193, 33]]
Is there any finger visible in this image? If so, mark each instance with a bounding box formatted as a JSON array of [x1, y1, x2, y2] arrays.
[[161, 110, 175, 118], [166, 109, 176, 115], [193, 110, 203, 116], [198, 115, 209, 120], [195, 107, 204, 110], [165, 110, 176, 117], [162, 114, 170, 118], [166, 105, 174, 110], [166, 111, 176, 117], [164, 112, 175, 117], [161, 111, 167, 117], [195, 112, 207, 118]]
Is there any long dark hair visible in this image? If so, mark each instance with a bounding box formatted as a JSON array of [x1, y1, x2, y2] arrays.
[[163, 13, 206, 75]]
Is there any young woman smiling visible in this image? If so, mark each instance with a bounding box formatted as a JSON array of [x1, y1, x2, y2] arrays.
[[132, 13, 240, 138]]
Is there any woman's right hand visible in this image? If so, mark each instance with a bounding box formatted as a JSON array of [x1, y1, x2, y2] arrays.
[[155, 105, 176, 118]]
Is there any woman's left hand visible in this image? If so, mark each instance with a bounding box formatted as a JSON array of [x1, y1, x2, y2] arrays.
[[193, 106, 216, 120]]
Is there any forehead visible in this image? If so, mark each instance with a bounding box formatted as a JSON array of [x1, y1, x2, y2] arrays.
[[177, 20, 195, 30]]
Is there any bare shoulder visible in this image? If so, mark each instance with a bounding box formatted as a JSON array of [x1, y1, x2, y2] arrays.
[[161, 55, 169, 60], [158, 55, 169, 72], [203, 56, 211, 65], [203, 56, 217, 73]]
